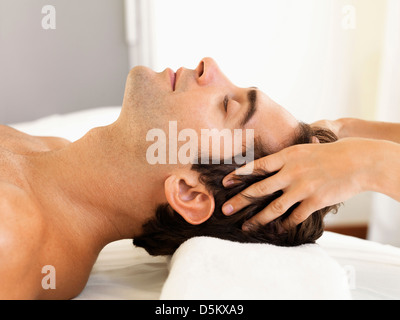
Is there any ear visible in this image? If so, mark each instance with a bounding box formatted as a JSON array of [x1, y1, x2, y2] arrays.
[[164, 171, 215, 225]]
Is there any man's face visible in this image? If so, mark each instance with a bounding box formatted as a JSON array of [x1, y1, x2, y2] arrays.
[[121, 57, 299, 157]]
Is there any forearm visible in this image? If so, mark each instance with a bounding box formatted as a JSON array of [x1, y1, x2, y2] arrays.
[[338, 118, 400, 144], [364, 139, 400, 202]]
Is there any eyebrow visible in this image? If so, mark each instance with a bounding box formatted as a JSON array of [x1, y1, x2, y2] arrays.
[[239, 88, 258, 127]]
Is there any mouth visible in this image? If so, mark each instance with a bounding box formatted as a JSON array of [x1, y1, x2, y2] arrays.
[[167, 68, 176, 91]]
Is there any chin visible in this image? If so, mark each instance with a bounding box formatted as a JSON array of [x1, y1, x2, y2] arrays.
[[123, 66, 155, 102], [127, 65, 155, 86]]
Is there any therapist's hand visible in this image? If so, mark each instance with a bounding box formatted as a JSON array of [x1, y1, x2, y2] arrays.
[[311, 119, 342, 138], [221, 138, 376, 231]]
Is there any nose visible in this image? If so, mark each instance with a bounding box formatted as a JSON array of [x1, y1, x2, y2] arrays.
[[196, 57, 226, 86]]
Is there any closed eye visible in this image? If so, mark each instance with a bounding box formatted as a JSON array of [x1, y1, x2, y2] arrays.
[[223, 95, 229, 112]]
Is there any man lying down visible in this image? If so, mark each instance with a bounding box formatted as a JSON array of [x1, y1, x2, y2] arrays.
[[0, 58, 339, 299]]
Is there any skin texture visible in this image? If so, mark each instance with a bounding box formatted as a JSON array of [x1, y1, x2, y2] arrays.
[[0, 58, 301, 299], [222, 119, 400, 230]]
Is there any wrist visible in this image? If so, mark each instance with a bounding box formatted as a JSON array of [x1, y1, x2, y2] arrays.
[[361, 140, 399, 196]]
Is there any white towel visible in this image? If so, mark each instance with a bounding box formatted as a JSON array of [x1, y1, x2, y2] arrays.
[[160, 237, 352, 300]]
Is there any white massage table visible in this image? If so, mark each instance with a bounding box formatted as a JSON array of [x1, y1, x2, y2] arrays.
[[74, 231, 400, 300], [8, 107, 400, 300]]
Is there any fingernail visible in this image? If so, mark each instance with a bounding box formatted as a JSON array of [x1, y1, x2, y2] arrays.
[[223, 179, 235, 187], [243, 221, 257, 231], [222, 204, 234, 215], [242, 222, 251, 231]]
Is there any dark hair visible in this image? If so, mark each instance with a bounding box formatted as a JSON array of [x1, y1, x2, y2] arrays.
[[134, 123, 340, 256]]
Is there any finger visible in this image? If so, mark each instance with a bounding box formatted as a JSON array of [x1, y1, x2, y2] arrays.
[[222, 153, 284, 187], [221, 193, 252, 216], [281, 199, 319, 231], [222, 174, 288, 216], [242, 192, 299, 231]]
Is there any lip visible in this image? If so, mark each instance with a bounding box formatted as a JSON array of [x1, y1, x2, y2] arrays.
[[167, 68, 176, 91], [174, 67, 184, 91]]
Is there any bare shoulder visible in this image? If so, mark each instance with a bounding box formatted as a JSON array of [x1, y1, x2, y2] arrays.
[[0, 125, 71, 154], [0, 180, 42, 219], [0, 182, 45, 299]]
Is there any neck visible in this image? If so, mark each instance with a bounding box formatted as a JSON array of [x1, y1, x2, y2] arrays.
[[26, 121, 165, 253]]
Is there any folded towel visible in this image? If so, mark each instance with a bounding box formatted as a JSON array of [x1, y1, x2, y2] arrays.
[[160, 237, 352, 300]]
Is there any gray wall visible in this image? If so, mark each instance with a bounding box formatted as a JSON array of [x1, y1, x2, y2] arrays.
[[0, 0, 130, 124]]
